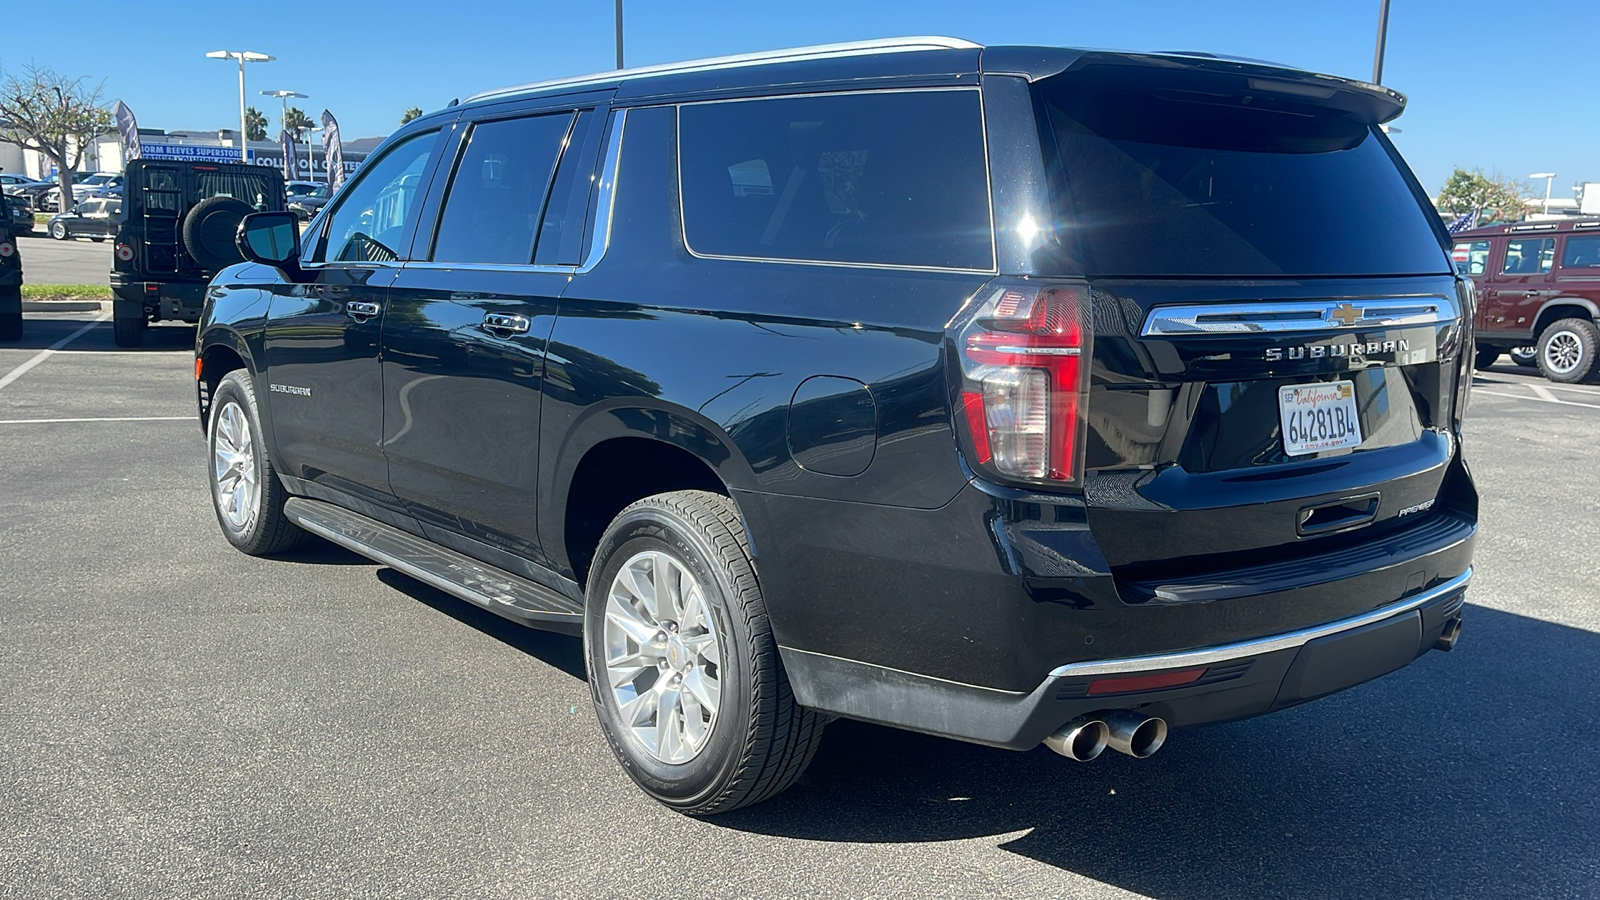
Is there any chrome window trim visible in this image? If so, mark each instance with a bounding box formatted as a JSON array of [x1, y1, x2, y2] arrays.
[[400, 261, 575, 275], [1048, 568, 1472, 679], [1140, 295, 1458, 336], [674, 86, 999, 276], [466, 37, 982, 103], [576, 108, 628, 275]]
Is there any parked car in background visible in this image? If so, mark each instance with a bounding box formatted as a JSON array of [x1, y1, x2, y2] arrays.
[[201, 37, 1476, 815], [286, 183, 330, 220], [42, 173, 123, 211], [110, 159, 284, 346], [48, 198, 122, 241], [285, 180, 321, 198], [1454, 218, 1600, 381], [1, 173, 47, 192], [5, 191, 33, 234], [5, 175, 56, 209]]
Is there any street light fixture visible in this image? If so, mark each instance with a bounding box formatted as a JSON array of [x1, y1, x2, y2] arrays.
[[261, 89, 309, 178], [1530, 173, 1556, 215], [206, 50, 275, 162]]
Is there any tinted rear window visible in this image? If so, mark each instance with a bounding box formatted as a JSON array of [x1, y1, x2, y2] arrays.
[[678, 90, 994, 270], [1038, 65, 1447, 277]]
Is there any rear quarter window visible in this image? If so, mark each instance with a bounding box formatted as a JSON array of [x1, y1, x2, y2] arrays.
[[677, 89, 994, 271]]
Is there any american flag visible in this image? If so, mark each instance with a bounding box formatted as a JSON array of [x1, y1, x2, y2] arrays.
[[1445, 210, 1480, 234]]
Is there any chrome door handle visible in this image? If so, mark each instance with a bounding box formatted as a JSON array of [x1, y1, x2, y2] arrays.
[[346, 300, 381, 320], [481, 312, 531, 335]]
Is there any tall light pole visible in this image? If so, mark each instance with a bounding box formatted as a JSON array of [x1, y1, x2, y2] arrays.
[[305, 125, 322, 183], [206, 50, 275, 162], [1531, 173, 1556, 215], [261, 89, 308, 178], [615, 0, 625, 69], [1372, 0, 1391, 85]]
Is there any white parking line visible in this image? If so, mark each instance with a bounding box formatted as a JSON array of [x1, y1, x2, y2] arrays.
[[1474, 387, 1600, 410], [0, 416, 192, 425], [0, 314, 109, 393], [1530, 384, 1560, 403]]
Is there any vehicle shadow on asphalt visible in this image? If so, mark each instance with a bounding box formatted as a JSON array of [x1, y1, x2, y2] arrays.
[[708, 604, 1598, 898], [374, 567, 587, 680], [6, 315, 195, 352]]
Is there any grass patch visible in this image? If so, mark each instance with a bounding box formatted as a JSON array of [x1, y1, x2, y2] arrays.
[[34, 213, 50, 226], [20, 284, 112, 301]]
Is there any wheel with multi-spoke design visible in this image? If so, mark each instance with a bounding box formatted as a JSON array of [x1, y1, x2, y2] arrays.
[[1509, 346, 1538, 368], [207, 370, 305, 555], [1536, 318, 1600, 384], [584, 490, 825, 814]]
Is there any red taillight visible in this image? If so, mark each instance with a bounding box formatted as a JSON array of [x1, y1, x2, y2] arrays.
[[956, 282, 1091, 484], [0, 241, 13, 258], [115, 243, 134, 262]]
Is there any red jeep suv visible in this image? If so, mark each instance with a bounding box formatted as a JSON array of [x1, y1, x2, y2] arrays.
[[1455, 218, 1600, 381]]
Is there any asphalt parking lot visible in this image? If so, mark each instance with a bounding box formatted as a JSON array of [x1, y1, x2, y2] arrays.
[[14, 233, 114, 286], [1, 311, 1596, 899]]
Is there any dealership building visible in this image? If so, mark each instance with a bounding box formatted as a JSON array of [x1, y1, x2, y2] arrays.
[[0, 127, 385, 181]]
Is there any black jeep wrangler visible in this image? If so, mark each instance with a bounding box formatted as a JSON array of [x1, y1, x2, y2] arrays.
[[111, 160, 284, 347], [0, 191, 21, 341]]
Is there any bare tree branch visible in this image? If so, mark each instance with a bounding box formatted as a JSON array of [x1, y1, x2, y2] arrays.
[[0, 63, 113, 205]]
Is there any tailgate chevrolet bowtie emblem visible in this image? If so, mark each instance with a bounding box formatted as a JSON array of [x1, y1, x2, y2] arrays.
[[1328, 303, 1364, 326]]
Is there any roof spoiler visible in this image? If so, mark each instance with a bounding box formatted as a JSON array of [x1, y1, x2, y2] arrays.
[[982, 47, 1407, 124]]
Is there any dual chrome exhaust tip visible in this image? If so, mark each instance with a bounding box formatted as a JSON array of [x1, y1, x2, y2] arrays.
[[1044, 710, 1169, 761]]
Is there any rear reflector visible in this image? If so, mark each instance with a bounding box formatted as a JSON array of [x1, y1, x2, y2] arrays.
[[0, 242, 13, 258], [1086, 668, 1206, 696], [195, 358, 204, 380], [115, 243, 134, 262]]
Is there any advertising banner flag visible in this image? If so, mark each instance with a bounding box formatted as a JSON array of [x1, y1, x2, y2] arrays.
[[281, 130, 299, 180], [112, 101, 141, 163], [321, 110, 344, 190]]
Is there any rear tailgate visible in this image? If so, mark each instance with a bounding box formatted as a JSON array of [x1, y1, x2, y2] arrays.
[[1031, 57, 1468, 582]]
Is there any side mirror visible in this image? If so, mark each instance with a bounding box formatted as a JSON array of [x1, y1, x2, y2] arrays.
[[237, 211, 302, 270]]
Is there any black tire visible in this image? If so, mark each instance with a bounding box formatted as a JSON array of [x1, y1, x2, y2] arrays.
[[182, 196, 253, 270], [1509, 346, 1538, 368], [1473, 345, 1500, 370], [207, 370, 306, 555], [89, 235, 105, 243], [584, 490, 825, 815], [0, 308, 20, 342], [48, 220, 66, 240], [1535, 317, 1600, 384]]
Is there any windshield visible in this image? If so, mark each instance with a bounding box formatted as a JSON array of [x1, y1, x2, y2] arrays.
[[1037, 64, 1449, 278]]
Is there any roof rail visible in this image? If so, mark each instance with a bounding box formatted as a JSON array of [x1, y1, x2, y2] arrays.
[[466, 36, 982, 103]]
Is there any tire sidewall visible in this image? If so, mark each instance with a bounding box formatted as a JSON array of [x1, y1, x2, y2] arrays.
[[207, 373, 268, 549], [1537, 318, 1599, 383], [49, 221, 66, 240], [583, 502, 754, 808]]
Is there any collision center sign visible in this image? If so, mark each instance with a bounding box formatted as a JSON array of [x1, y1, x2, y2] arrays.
[[140, 143, 257, 163]]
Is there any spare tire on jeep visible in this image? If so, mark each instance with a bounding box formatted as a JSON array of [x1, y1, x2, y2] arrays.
[[182, 197, 253, 271]]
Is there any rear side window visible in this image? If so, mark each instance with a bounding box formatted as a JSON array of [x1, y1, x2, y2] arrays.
[[1560, 235, 1600, 269], [1037, 64, 1448, 277], [1501, 238, 1553, 275], [533, 109, 603, 266], [432, 113, 573, 265], [678, 90, 994, 270], [1453, 240, 1490, 275], [196, 171, 277, 209]]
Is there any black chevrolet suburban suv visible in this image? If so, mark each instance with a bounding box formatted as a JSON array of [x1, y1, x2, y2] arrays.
[[0, 191, 20, 341], [112, 160, 284, 347], [197, 38, 1478, 814]]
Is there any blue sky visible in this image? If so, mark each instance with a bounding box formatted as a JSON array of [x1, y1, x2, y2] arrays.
[[4, 0, 1597, 197]]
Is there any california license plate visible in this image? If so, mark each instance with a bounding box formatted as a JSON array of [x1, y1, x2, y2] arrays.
[[1278, 381, 1362, 456]]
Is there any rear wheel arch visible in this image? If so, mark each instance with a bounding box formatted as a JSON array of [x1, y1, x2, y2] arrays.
[[1532, 298, 1598, 338], [555, 409, 756, 590]]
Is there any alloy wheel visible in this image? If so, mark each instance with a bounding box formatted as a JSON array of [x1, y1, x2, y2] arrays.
[[211, 401, 260, 531], [1543, 330, 1584, 375], [603, 549, 723, 764]]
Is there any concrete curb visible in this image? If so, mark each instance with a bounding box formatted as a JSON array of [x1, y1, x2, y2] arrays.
[[21, 300, 111, 313]]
